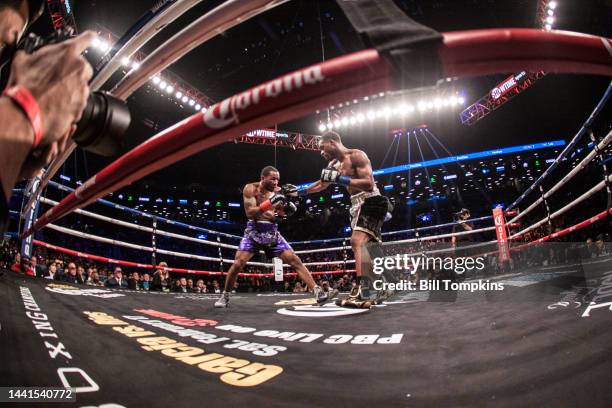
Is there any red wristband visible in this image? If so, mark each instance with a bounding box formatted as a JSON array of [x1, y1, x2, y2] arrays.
[[260, 200, 272, 212], [2, 85, 43, 149]]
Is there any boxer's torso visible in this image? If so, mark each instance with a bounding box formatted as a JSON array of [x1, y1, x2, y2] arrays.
[[329, 149, 376, 196], [246, 182, 280, 222]]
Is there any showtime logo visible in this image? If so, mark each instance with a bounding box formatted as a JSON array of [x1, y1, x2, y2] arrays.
[[491, 76, 517, 100]]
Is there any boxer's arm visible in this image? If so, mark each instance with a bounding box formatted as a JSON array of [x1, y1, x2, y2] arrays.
[[243, 185, 261, 218], [305, 180, 331, 194], [348, 151, 375, 192]]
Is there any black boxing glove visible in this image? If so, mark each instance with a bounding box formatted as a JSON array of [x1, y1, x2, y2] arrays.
[[260, 193, 287, 212], [285, 201, 298, 217], [270, 193, 287, 207], [281, 183, 308, 197], [320, 168, 350, 186]]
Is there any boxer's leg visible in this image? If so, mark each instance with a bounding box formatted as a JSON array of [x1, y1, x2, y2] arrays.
[[278, 249, 330, 304], [215, 250, 254, 308]]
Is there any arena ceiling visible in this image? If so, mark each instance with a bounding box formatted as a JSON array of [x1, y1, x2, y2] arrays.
[[60, 0, 611, 193]]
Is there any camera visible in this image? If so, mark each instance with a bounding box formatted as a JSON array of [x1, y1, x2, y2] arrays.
[[453, 208, 471, 222], [1, 27, 130, 156]]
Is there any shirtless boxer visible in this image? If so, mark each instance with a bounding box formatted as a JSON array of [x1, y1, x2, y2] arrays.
[[214, 166, 329, 308], [284, 131, 392, 308]]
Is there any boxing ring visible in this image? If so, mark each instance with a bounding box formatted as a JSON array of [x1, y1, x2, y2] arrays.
[[3, 4, 612, 406]]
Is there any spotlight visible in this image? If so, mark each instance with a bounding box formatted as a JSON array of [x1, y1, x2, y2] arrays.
[[546, 16, 554, 24], [92, 37, 101, 49], [326, 122, 333, 130], [195, 104, 201, 110], [318, 123, 327, 132], [418, 101, 426, 111], [152, 76, 161, 85], [121, 57, 130, 66], [181, 96, 188, 103], [548, 1, 557, 10], [201, 107, 208, 113], [341, 117, 349, 126], [131, 61, 140, 70], [434, 98, 442, 109], [159, 81, 167, 90], [367, 110, 375, 120], [334, 120, 341, 128], [458, 96, 465, 104], [547, 9, 554, 16], [188, 99, 195, 106], [349, 116, 356, 125], [545, 24, 552, 30], [176, 91, 183, 99], [166, 86, 173, 94], [450, 96, 458, 105]]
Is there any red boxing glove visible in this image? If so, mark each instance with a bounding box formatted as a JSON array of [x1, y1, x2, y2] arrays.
[[260, 200, 272, 212], [2, 85, 43, 149]]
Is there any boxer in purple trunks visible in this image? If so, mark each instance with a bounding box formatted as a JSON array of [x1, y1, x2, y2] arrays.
[[215, 166, 330, 308]]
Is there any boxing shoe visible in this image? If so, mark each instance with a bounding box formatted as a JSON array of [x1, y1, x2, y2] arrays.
[[313, 285, 329, 304], [214, 291, 230, 308], [335, 284, 373, 309]]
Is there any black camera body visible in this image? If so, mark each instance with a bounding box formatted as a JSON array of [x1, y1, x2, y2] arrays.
[[5, 27, 130, 156]]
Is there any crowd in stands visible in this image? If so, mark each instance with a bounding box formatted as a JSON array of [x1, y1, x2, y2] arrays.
[[0, 238, 358, 293]]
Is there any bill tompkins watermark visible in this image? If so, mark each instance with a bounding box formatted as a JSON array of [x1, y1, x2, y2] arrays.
[[372, 254, 504, 292]]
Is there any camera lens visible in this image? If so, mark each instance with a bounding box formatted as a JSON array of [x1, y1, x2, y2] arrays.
[[71, 91, 131, 156]]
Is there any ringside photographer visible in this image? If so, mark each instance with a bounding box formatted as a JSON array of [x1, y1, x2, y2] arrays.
[[0, 0, 95, 233]]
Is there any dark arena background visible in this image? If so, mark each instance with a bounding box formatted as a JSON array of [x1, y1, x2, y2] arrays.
[[1, 0, 611, 407]]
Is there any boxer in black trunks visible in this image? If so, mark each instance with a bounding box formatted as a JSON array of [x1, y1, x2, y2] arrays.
[[285, 132, 392, 308]]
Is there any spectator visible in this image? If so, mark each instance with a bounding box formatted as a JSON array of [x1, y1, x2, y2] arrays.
[[231, 281, 240, 294], [62, 262, 82, 284], [193, 279, 207, 293], [281, 281, 292, 293], [186, 278, 194, 292], [54, 259, 65, 281], [31, 256, 45, 277], [77, 265, 87, 283], [45, 262, 58, 280], [151, 262, 170, 292], [10, 253, 21, 273], [128, 272, 141, 290], [211, 280, 221, 294], [86, 271, 103, 286], [174, 277, 188, 293], [105, 267, 127, 289], [140, 273, 151, 291], [293, 282, 304, 293], [18, 255, 35, 277]]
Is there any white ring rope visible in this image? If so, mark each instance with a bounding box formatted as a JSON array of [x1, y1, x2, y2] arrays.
[[45, 223, 353, 268], [383, 226, 496, 245], [39, 197, 239, 250], [509, 129, 612, 225], [41, 193, 498, 254], [510, 172, 612, 238]]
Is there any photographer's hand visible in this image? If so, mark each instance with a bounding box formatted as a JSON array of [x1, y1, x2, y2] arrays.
[[0, 31, 95, 199]]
